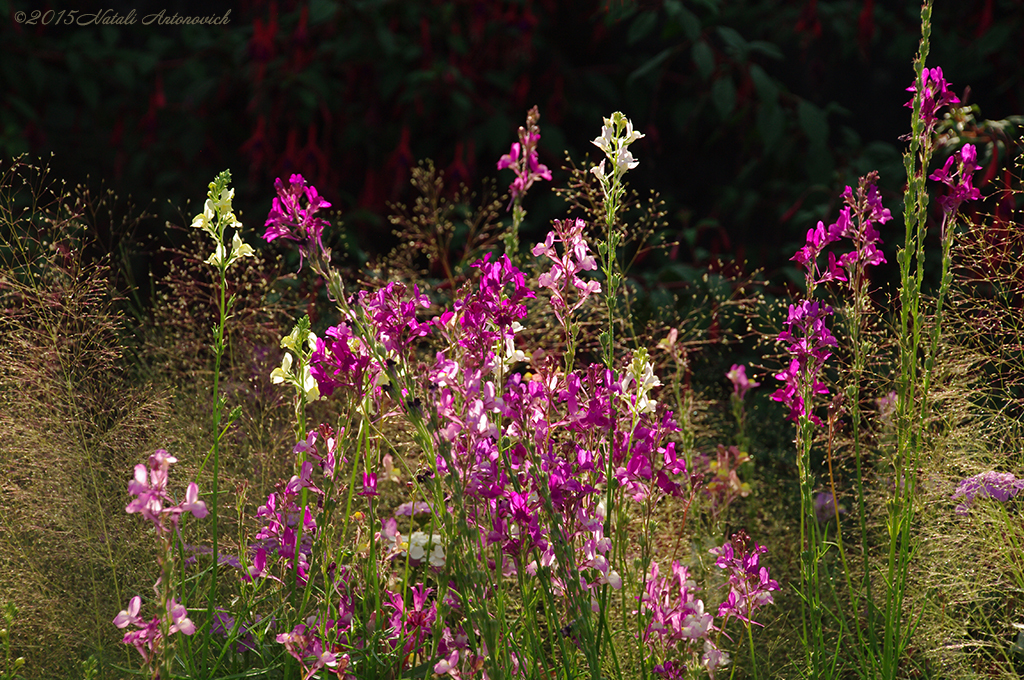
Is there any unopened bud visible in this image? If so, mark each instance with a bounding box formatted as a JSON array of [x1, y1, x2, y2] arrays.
[[14, 657, 26, 668]]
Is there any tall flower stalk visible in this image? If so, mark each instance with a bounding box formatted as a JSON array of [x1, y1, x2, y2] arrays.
[[188, 170, 254, 670], [497, 105, 552, 262]]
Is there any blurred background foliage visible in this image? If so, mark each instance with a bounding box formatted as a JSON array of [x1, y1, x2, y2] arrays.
[[2, 0, 1022, 297]]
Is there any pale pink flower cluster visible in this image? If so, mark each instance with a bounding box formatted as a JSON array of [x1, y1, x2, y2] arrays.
[[531, 218, 602, 326], [125, 449, 208, 533]]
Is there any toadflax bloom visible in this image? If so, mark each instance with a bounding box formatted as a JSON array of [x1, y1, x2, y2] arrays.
[[497, 105, 552, 208]]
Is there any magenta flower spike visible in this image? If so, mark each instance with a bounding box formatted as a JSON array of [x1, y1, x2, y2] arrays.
[[263, 173, 332, 269], [929, 143, 982, 215], [497, 106, 551, 209], [906, 66, 960, 126]]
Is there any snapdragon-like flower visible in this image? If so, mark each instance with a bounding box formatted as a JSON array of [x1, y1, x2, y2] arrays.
[[113, 595, 197, 666], [791, 172, 889, 289], [276, 624, 339, 680], [532, 218, 602, 325], [591, 111, 645, 184], [929, 143, 982, 216], [125, 449, 208, 533], [263, 173, 332, 269], [952, 471, 1024, 515], [357, 282, 432, 356], [621, 347, 661, 416], [309, 322, 372, 397], [906, 66, 960, 127], [638, 560, 715, 652], [497, 105, 552, 208], [710, 534, 780, 626], [770, 300, 837, 426], [726, 364, 759, 400], [271, 323, 322, 402], [190, 171, 254, 269]]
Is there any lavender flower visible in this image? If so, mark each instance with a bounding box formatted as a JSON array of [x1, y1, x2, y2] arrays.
[[814, 491, 845, 523], [953, 471, 1024, 515]]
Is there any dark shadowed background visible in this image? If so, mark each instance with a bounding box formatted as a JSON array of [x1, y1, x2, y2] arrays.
[[3, 0, 1022, 297]]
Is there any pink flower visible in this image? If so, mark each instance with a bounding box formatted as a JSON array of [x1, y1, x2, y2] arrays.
[[929, 143, 982, 215], [725, 364, 759, 400], [906, 66, 960, 126], [125, 450, 206, 532], [497, 106, 551, 208]]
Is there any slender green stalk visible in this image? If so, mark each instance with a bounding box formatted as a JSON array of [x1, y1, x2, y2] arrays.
[[886, 3, 935, 676]]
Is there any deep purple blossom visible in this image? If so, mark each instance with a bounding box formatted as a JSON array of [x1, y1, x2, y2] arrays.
[[357, 282, 432, 356], [309, 322, 372, 397]]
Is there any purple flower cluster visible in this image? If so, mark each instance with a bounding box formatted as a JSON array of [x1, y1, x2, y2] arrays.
[[263, 173, 332, 268], [116, 450, 205, 670], [496, 105, 552, 208], [952, 471, 1024, 515], [634, 561, 716, 663], [125, 449, 208, 532], [357, 282, 432, 355], [710, 536, 780, 626], [770, 300, 837, 426], [531, 218, 602, 326], [144, 172, 777, 679], [906, 66, 960, 127], [930, 143, 982, 216], [790, 174, 889, 290], [113, 596, 195, 666]]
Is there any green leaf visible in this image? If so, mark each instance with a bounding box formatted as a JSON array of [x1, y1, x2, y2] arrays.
[[757, 102, 784, 151], [748, 40, 784, 60], [692, 40, 714, 80], [627, 11, 659, 45], [716, 26, 747, 58], [750, 64, 779, 103], [310, 0, 338, 23], [665, 0, 701, 41], [628, 46, 675, 86], [711, 76, 736, 117], [798, 99, 828, 146]]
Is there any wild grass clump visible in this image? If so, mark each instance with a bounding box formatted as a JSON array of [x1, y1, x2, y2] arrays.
[[0, 157, 167, 677]]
